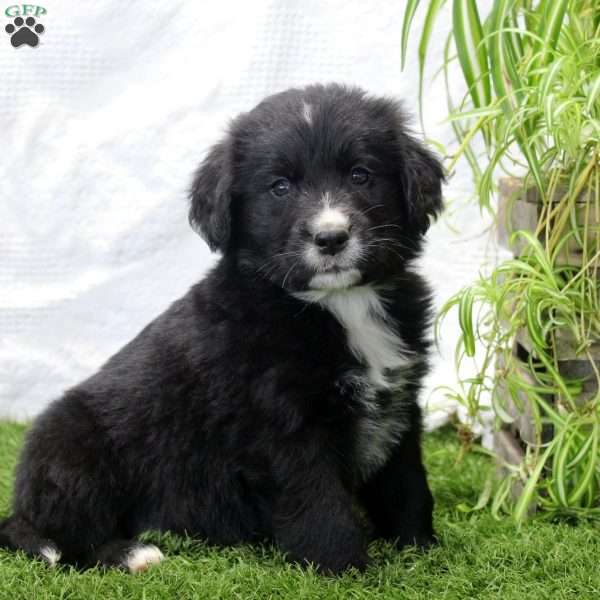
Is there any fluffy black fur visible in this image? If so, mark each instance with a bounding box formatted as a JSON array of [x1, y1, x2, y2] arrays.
[[0, 84, 444, 574]]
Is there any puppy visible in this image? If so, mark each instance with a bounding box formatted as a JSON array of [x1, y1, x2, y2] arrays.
[[0, 84, 443, 574]]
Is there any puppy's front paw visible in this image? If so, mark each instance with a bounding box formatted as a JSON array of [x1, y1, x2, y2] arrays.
[[283, 535, 369, 575], [392, 529, 438, 551], [310, 547, 369, 575]]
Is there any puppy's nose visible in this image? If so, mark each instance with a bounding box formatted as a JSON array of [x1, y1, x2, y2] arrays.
[[314, 229, 349, 255]]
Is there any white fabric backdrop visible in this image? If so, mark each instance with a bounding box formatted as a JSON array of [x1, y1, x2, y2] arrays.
[[0, 0, 496, 426]]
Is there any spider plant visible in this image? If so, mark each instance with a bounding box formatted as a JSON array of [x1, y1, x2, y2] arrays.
[[402, 0, 600, 520]]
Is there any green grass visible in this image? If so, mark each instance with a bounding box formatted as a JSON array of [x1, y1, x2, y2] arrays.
[[1, 422, 599, 599]]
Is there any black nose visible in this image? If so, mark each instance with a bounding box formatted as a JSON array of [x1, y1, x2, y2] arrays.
[[314, 229, 350, 255]]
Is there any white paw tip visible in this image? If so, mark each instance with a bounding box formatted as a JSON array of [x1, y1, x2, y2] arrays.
[[39, 545, 61, 567], [126, 544, 165, 573]]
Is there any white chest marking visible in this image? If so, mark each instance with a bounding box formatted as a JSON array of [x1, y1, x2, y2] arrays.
[[294, 285, 413, 477], [297, 285, 412, 387]]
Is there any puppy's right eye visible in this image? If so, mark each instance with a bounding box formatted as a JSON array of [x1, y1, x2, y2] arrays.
[[271, 178, 291, 197], [351, 166, 370, 185]]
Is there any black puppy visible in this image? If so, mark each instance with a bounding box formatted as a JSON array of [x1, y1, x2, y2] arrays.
[[0, 84, 443, 574]]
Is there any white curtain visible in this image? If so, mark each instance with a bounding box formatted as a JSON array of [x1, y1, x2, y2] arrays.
[[0, 0, 496, 425]]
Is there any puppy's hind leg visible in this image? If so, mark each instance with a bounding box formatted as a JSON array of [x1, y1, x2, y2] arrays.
[[0, 515, 62, 567], [86, 540, 165, 573], [0, 517, 164, 573]]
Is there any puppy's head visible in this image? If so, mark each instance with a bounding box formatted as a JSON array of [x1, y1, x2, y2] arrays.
[[189, 84, 443, 292]]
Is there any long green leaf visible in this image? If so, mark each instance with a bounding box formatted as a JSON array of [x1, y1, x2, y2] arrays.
[[586, 73, 600, 115], [533, 0, 569, 83], [553, 431, 573, 506], [443, 33, 483, 184], [487, 0, 516, 111], [401, 0, 421, 69], [506, 6, 524, 58], [539, 55, 568, 101], [514, 439, 556, 523], [417, 0, 447, 129], [568, 422, 600, 505], [458, 287, 476, 357], [452, 0, 491, 109], [446, 105, 503, 121], [486, 0, 545, 195]]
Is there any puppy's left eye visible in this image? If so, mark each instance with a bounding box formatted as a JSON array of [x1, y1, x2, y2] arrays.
[[350, 167, 370, 185], [271, 178, 291, 197]]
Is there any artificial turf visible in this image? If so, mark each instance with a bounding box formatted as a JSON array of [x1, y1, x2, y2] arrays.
[[0, 421, 599, 599]]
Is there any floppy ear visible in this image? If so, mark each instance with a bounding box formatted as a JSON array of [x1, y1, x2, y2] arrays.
[[401, 138, 445, 235], [189, 137, 234, 252]]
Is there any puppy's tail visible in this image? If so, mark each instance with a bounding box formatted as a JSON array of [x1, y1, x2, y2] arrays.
[[0, 515, 62, 567]]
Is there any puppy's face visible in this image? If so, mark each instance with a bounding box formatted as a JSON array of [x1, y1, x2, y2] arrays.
[[190, 85, 443, 292]]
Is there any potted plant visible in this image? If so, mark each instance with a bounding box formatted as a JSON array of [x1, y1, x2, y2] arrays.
[[402, 0, 600, 520]]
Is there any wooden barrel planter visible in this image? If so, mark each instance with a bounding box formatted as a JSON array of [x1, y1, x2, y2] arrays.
[[493, 177, 600, 502]]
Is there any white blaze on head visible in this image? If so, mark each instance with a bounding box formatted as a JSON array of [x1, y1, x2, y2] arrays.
[[302, 101, 313, 125]]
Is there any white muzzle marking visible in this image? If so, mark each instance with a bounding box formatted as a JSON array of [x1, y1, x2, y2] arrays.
[[308, 269, 362, 290], [302, 193, 360, 276], [312, 200, 350, 235]]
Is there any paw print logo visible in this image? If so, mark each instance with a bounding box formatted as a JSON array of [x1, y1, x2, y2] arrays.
[[5, 16, 45, 48]]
